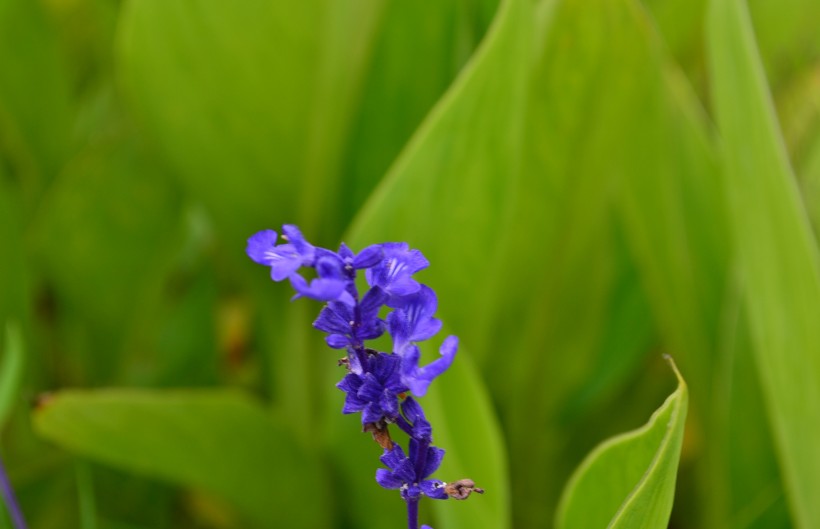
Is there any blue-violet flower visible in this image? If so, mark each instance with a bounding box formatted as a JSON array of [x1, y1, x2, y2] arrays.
[[247, 225, 483, 529]]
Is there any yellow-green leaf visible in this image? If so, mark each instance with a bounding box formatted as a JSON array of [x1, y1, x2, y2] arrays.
[[707, 0, 820, 526]]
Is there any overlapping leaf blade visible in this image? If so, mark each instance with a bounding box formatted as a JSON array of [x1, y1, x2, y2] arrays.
[[555, 361, 688, 529], [34, 389, 329, 528], [343, 0, 709, 525], [707, 0, 820, 526], [116, 0, 387, 245], [0, 0, 72, 197]]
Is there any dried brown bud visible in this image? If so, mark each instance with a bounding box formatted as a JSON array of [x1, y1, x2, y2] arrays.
[[363, 422, 394, 450], [32, 392, 55, 411], [444, 479, 484, 500]]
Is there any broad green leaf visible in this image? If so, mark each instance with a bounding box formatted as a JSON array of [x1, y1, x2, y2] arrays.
[[0, 0, 72, 201], [29, 140, 180, 383], [117, 0, 388, 244], [30, 141, 179, 328], [707, 0, 820, 526], [33, 389, 329, 529], [346, 0, 531, 347], [555, 359, 688, 529], [594, 8, 731, 526], [117, 0, 391, 437], [423, 345, 510, 529], [0, 322, 24, 427], [338, 0, 499, 223], [720, 306, 790, 529]]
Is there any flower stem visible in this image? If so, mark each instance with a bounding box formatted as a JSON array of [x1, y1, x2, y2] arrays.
[[0, 453, 27, 529], [406, 498, 419, 529]]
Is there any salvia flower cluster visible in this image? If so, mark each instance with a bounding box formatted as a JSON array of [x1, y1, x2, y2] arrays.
[[247, 225, 482, 529]]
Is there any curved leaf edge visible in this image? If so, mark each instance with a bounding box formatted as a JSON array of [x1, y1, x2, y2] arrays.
[[555, 356, 688, 528], [346, 0, 524, 241]]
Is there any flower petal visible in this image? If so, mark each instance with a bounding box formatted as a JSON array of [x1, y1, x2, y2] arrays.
[[380, 445, 406, 470], [421, 446, 445, 479], [401, 397, 432, 441], [325, 334, 349, 349], [376, 468, 405, 490], [401, 337, 458, 397], [246, 229, 278, 265], [388, 285, 442, 353], [352, 244, 383, 269], [281, 224, 315, 262], [421, 480, 448, 500], [289, 274, 350, 303], [365, 242, 429, 299]]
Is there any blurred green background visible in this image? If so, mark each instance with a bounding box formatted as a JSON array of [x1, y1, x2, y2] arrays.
[[2, 0, 820, 527]]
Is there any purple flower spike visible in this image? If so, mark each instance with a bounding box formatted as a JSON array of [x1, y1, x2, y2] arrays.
[[401, 336, 458, 397], [388, 285, 442, 356], [247, 224, 480, 528], [366, 242, 429, 302]]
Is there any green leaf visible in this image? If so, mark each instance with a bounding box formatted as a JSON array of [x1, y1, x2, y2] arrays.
[[0, 0, 72, 196], [31, 141, 180, 329], [423, 345, 510, 529], [555, 359, 688, 529], [33, 389, 329, 528], [746, 0, 820, 85], [116, 0, 388, 244], [715, 305, 790, 529], [347, 0, 531, 360], [29, 139, 181, 383], [337, 0, 498, 224], [0, 322, 24, 427], [707, 0, 820, 526]]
